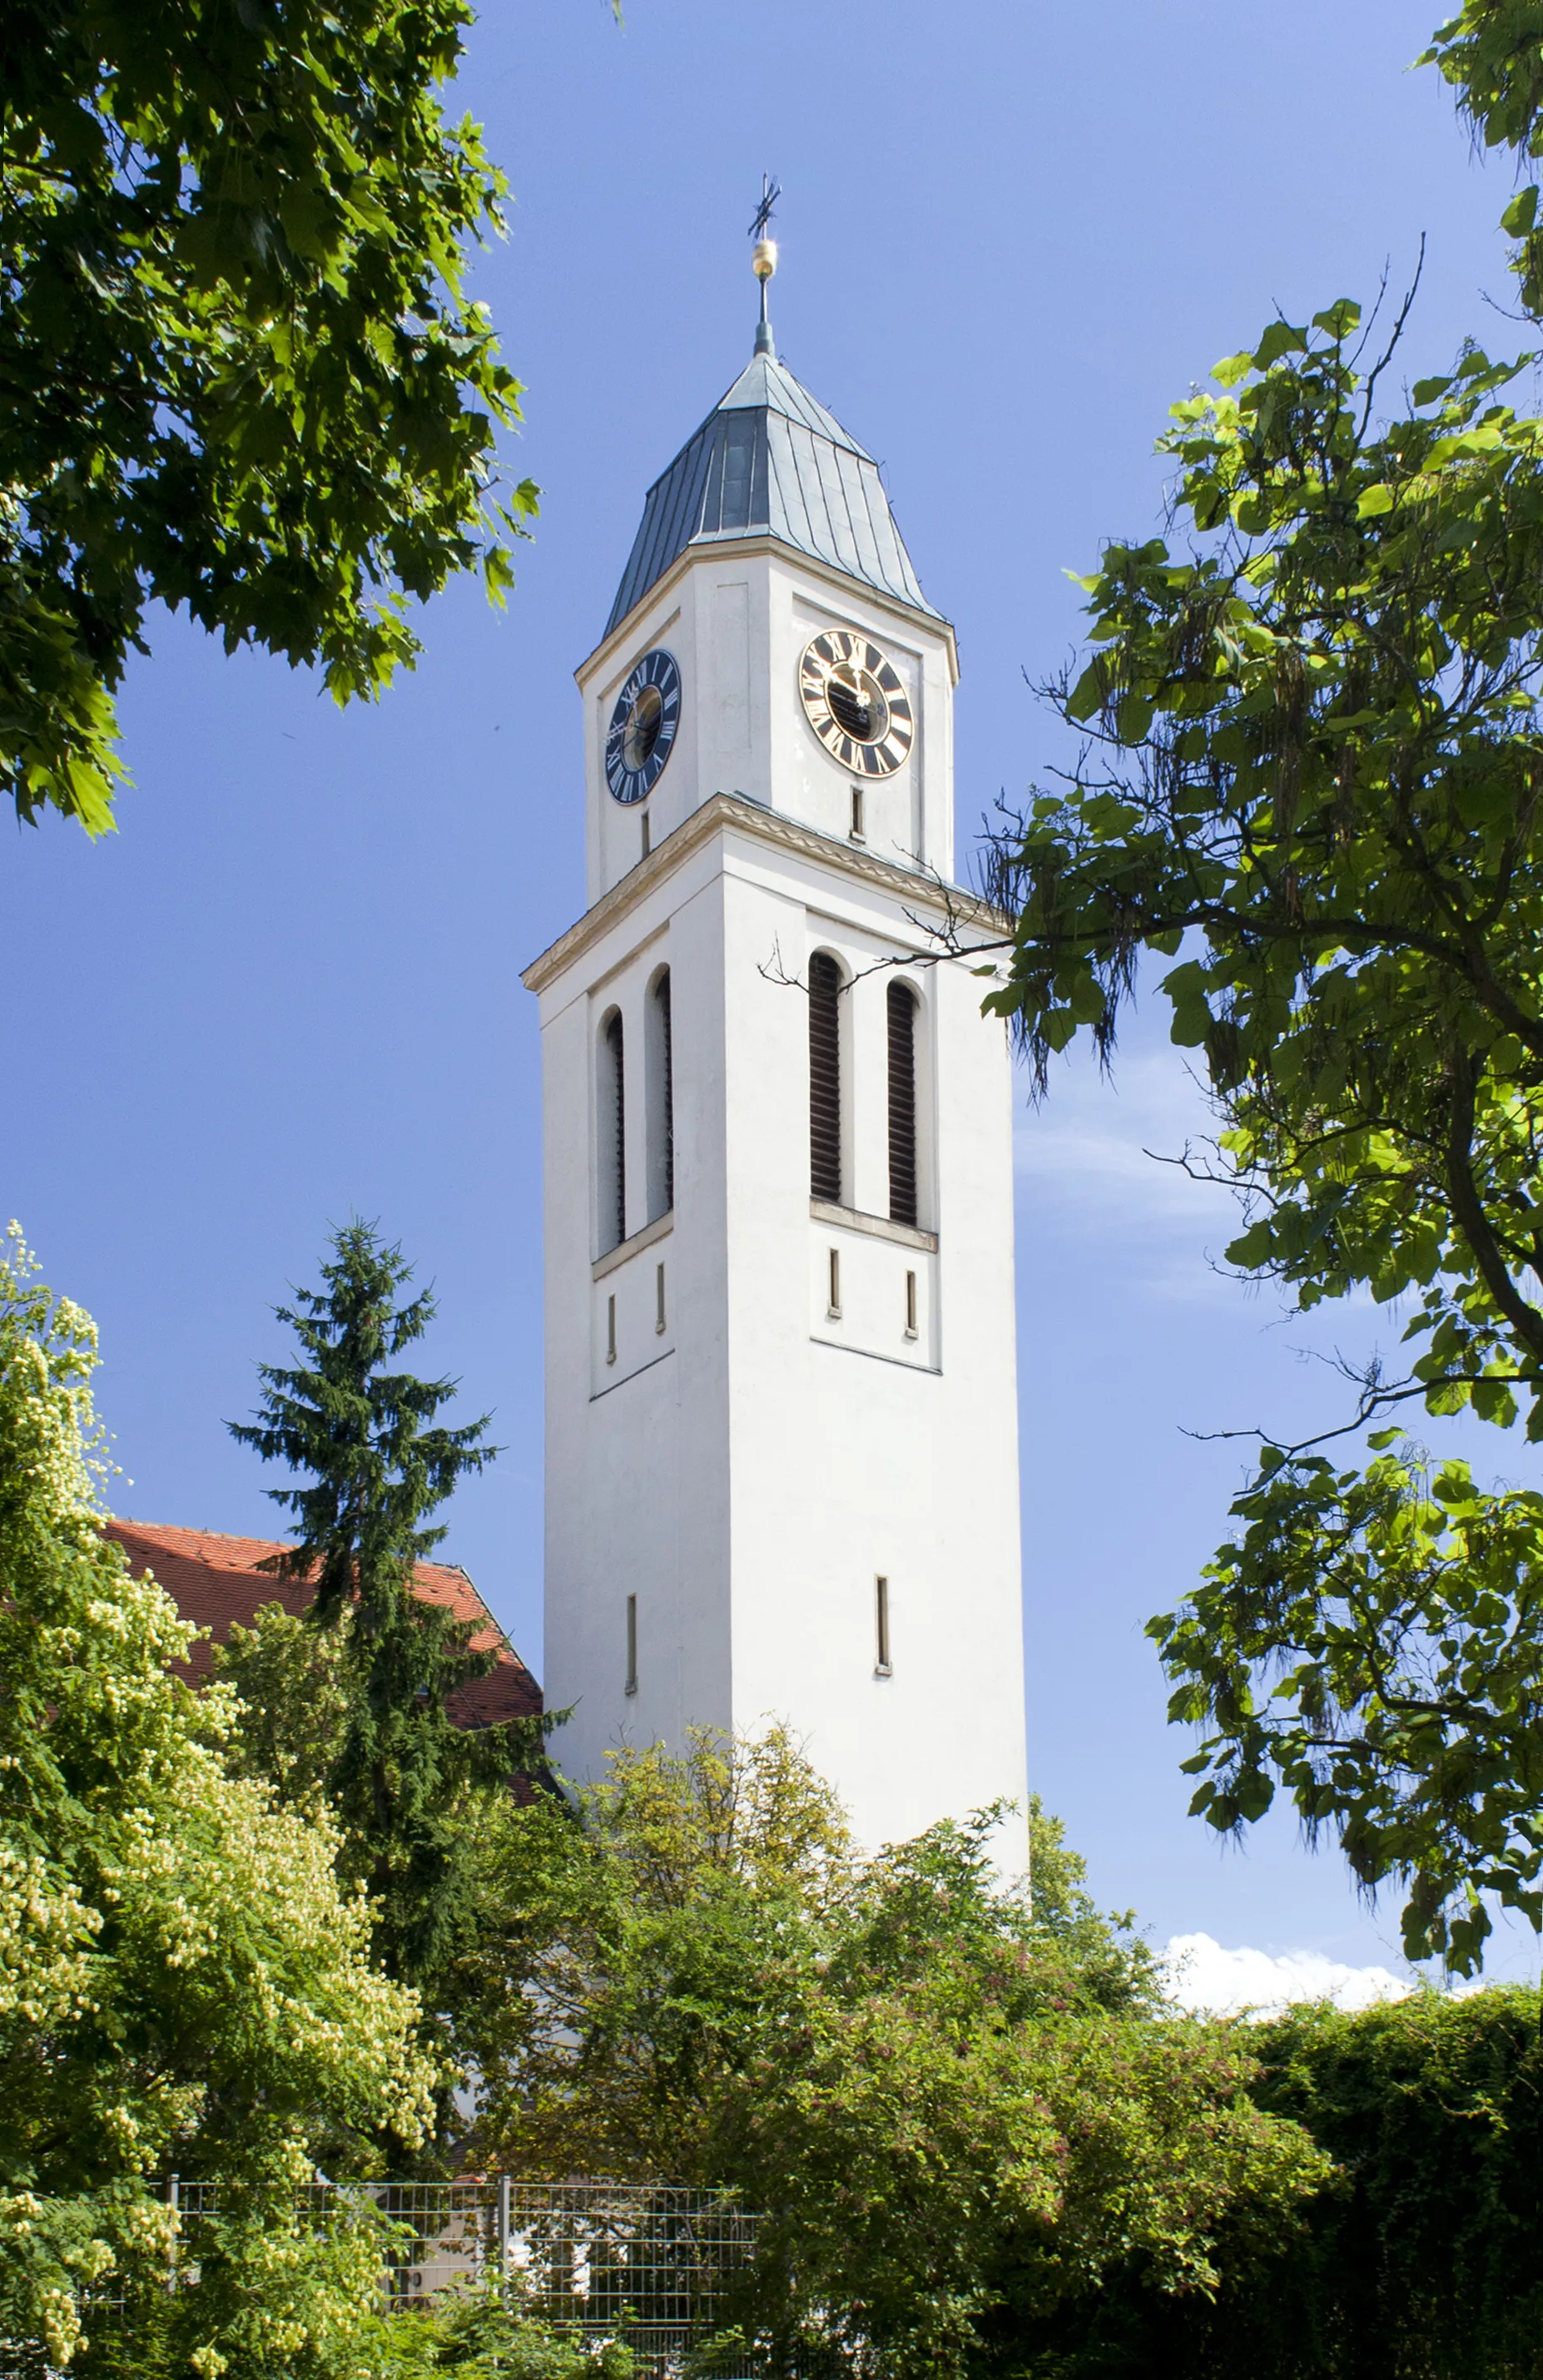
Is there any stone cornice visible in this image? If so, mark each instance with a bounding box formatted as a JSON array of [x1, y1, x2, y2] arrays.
[[520, 794, 1010, 996], [575, 537, 960, 690]]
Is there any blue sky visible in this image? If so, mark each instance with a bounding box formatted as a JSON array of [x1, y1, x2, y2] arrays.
[[5, 0, 1540, 1986]]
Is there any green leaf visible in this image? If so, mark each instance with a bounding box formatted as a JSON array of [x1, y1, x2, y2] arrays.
[[1163, 961, 1213, 1049], [1254, 320, 1310, 368], [1066, 662, 1108, 725]]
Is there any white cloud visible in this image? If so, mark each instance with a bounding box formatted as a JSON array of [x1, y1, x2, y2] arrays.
[[1014, 1044, 1228, 1228], [1012, 1043, 1252, 1306], [1163, 1931, 1412, 2019], [1011, 1039, 1388, 1316]]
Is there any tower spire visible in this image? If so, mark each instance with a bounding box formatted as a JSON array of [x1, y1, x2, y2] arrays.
[[748, 172, 780, 358]]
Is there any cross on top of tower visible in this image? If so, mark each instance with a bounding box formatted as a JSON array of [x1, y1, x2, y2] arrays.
[[749, 173, 780, 357], [747, 172, 780, 243]]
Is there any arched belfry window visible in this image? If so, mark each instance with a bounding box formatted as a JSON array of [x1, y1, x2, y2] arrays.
[[887, 979, 919, 1228], [809, 952, 843, 1205], [646, 968, 674, 1222], [598, 1009, 626, 1254]]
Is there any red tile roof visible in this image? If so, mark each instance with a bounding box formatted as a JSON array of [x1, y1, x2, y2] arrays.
[[104, 1520, 542, 1731]]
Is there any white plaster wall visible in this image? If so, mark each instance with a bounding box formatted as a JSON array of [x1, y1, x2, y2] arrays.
[[716, 829, 1025, 1860], [537, 808, 1025, 1862], [539, 839, 737, 1783], [547, 527, 1016, 1857], [578, 546, 956, 902]]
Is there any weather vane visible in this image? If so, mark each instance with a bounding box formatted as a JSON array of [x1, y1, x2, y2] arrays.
[[749, 173, 780, 356]]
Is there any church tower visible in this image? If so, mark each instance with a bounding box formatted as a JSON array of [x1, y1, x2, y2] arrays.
[[523, 240, 1027, 1857]]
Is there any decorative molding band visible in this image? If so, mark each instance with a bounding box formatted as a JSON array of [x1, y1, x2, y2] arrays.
[[576, 534, 959, 689], [810, 1198, 939, 1253], [593, 1209, 673, 1281], [522, 793, 1010, 995]]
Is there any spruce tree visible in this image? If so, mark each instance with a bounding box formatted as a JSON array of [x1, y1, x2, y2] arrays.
[[230, 1221, 544, 2151]]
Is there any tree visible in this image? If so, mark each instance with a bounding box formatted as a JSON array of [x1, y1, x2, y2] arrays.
[[984, 3, 1543, 1974], [722, 1812, 1324, 2380], [1, 0, 538, 837], [462, 1726, 856, 2184], [212, 1597, 353, 1813], [340, 2292, 635, 2380], [0, 1220, 433, 2371], [464, 1733, 1330, 2380], [1233, 1984, 1543, 2380], [229, 1220, 548, 2149], [985, 1981, 1543, 2380]]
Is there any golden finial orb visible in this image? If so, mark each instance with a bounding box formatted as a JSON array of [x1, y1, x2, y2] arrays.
[[752, 237, 777, 284]]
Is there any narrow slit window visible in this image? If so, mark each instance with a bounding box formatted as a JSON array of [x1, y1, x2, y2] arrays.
[[809, 952, 843, 1203], [887, 979, 918, 1228], [827, 1247, 841, 1318], [606, 1292, 617, 1366], [625, 1594, 638, 1695], [641, 811, 652, 860], [656, 1262, 667, 1334], [905, 1268, 918, 1337], [600, 1009, 626, 1252], [850, 785, 865, 841], [875, 1576, 892, 1675]]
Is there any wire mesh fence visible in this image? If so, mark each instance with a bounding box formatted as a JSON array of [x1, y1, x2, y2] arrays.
[[180, 2178, 757, 2325], [2, 2179, 767, 2380], [171, 2179, 761, 2366]]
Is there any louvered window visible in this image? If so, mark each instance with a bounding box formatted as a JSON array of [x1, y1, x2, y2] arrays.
[[652, 969, 674, 1216], [809, 953, 842, 1203], [600, 1009, 626, 1253], [887, 980, 918, 1227]]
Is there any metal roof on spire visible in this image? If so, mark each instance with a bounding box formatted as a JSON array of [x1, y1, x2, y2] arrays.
[[603, 354, 940, 637], [605, 192, 939, 638]]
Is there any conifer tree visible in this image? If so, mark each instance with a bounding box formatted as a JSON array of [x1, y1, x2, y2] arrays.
[[230, 1222, 545, 2147]]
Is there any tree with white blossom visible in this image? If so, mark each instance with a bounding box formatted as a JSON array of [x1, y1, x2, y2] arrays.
[[0, 1222, 433, 2374]]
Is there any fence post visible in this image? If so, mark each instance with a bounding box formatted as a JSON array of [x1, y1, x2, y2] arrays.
[[166, 2174, 180, 2297], [497, 2175, 510, 2300]]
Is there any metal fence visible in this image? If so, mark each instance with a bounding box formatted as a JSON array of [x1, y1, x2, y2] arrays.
[[173, 2179, 762, 2364], [1, 2179, 764, 2380]]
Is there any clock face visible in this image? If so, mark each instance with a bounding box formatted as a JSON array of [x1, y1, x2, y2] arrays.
[[798, 628, 914, 777], [604, 648, 682, 805]]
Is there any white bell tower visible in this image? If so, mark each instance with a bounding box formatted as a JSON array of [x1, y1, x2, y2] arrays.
[[523, 244, 1027, 1857]]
